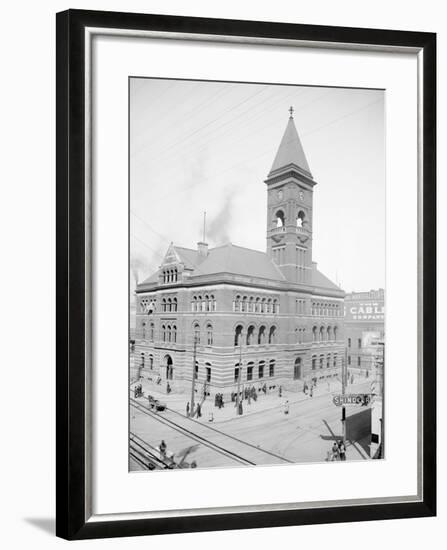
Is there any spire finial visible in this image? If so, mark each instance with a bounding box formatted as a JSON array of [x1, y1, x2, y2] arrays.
[[289, 105, 294, 119]]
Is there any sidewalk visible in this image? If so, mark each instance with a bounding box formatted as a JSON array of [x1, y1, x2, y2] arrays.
[[131, 375, 371, 425]]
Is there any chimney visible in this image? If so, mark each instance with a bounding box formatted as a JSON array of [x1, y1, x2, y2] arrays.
[[197, 241, 209, 257]]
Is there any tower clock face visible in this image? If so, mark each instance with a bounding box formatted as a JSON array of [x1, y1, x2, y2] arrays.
[[277, 190, 283, 200]]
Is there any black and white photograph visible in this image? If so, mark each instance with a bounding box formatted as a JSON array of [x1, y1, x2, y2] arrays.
[[129, 78, 385, 471]]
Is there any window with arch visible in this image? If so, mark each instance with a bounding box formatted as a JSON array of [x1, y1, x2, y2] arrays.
[[327, 355, 331, 369], [149, 354, 154, 369], [235, 295, 241, 312], [246, 325, 255, 346], [319, 355, 324, 369], [258, 325, 266, 345], [205, 363, 212, 383], [313, 326, 317, 342], [204, 295, 210, 312], [268, 325, 277, 344], [247, 362, 254, 381], [273, 299, 279, 314], [193, 323, 200, 344], [161, 324, 166, 342], [275, 210, 285, 228], [297, 210, 305, 227], [141, 321, 146, 340], [167, 298, 172, 312], [334, 326, 338, 340], [172, 325, 177, 343], [241, 296, 248, 313], [249, 296, 254, 312], [206, 323, 213, 346], [149, 323, 154, 342], [319, 326, 324, 342], [255, 297, 261, 313], [167, 325, 172, 342], [234, 324, 243, 347], [333, 354, 337, 369], [173, 297, 178, 312], [258, 361, 265, 379], [210, 295, 216, 311], [140, 352, 145, 368], [269, 360, 275, 377], [161, 298, 166, 312], [312, 356, 317, 370], [327, 326, 332, 341]]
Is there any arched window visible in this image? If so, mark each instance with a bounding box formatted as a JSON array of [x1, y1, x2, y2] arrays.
[[258, 325, 266, 345], [205, 295, 210, 312], [193, 323, 200, 344], [247, 362, 254, 381], [173, 297, 178, 312], [334, 326, 338, 341], [261, 298, 266, 313], [206, 323, 213, 346], [267, 298, 272, 313], [234, 324, 243, 346], [312, 355, 317, 370], [167, 324, 172, 342], [161, 324, 166, 342], [205, 363, 212, 383], [248, 296, 254, 312], [297, 210, 305, 227], [241, 296, 248, 313], [140, 352, 145, 368], [313, 326, 317, 342], [327, 326, 332, 341], [192, 296, 197, 312], [269, 360, 275, 377], [141, 321, 146, 340], [246, 325, 255, 346], [275, 210, 285, 228], [211, 295, 216, 311], [235, 295, 241, 312], [255, 297, 261, 313], [273, 299, 279, 314], [167, 298, 172, 312], [149, 354, 153, 370], [333, 354, 337, 369], [268, 325, 276, 344], [150, 323, 154, 341], [327, 354, 331, 369], [172, 325, 177, 343], [258, 361, 265, 379], [162, 298, 166, 312], [319, 326, 324, 342], [319, 355, 324, 369]]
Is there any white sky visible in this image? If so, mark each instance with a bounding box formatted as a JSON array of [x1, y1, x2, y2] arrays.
[[130, 78, 385, 294]]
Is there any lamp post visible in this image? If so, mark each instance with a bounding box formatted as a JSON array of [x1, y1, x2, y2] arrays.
[[342, 347, 347, 444], [190, 335, 197, 417], [236, 337, 242, 415]]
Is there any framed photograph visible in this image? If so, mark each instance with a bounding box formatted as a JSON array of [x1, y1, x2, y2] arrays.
[[56, 9, 436, 540]]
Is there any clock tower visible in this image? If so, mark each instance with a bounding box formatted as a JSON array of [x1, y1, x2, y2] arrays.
[[265, 108, 317, 284]]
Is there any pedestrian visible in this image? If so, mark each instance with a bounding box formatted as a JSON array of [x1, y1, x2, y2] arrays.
[[238, 401, 243, 415], [331, 441, 339, 461], [159, 440, 167, 458], [186, 402, 190, 417], [338, 440, 346, 461], [284, 400, 289, 415], [309, 386, 313, 398], [278, 385, 282, 397], [196, 402, 202, 418]]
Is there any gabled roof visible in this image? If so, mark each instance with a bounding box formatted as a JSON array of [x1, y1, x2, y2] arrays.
[[311, 263, 341, 292], [140, 243, 286, 285], [268, 116, 312, 178]]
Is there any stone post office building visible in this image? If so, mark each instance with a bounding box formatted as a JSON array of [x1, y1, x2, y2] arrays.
[[133, 112, 345, 396]]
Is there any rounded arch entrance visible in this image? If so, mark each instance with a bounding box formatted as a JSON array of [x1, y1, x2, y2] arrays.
[[164, 354, 174, 380], [294, 357, 303, 380]]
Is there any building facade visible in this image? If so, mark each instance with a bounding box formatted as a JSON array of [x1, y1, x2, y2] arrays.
[[344, 289, 385, 374], [133, 112, 345, 397]]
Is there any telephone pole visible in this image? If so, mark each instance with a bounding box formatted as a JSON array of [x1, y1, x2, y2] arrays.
[[342, 347, 347, 443], [236, 338, 242, 415], [190, 336, 197, 417]]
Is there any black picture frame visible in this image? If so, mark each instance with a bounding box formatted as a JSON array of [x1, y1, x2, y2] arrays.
[[56, 9, 436, 540]]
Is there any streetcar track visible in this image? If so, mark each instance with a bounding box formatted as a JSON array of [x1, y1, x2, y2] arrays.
[[165, 406, 294, 464], [130, 398, 254, 465]]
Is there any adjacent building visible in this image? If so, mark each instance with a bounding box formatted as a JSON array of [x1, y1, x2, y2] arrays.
[[344, 289, 385, 374], [133, 111, 345, 396]]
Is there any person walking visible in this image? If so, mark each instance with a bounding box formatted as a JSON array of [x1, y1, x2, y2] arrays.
[[331, 441, 339, 461], [338, 440, 346, 461], [196, 402, 202, 418], [186, 402, 190, 417], [284, 400, 289, 415]]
